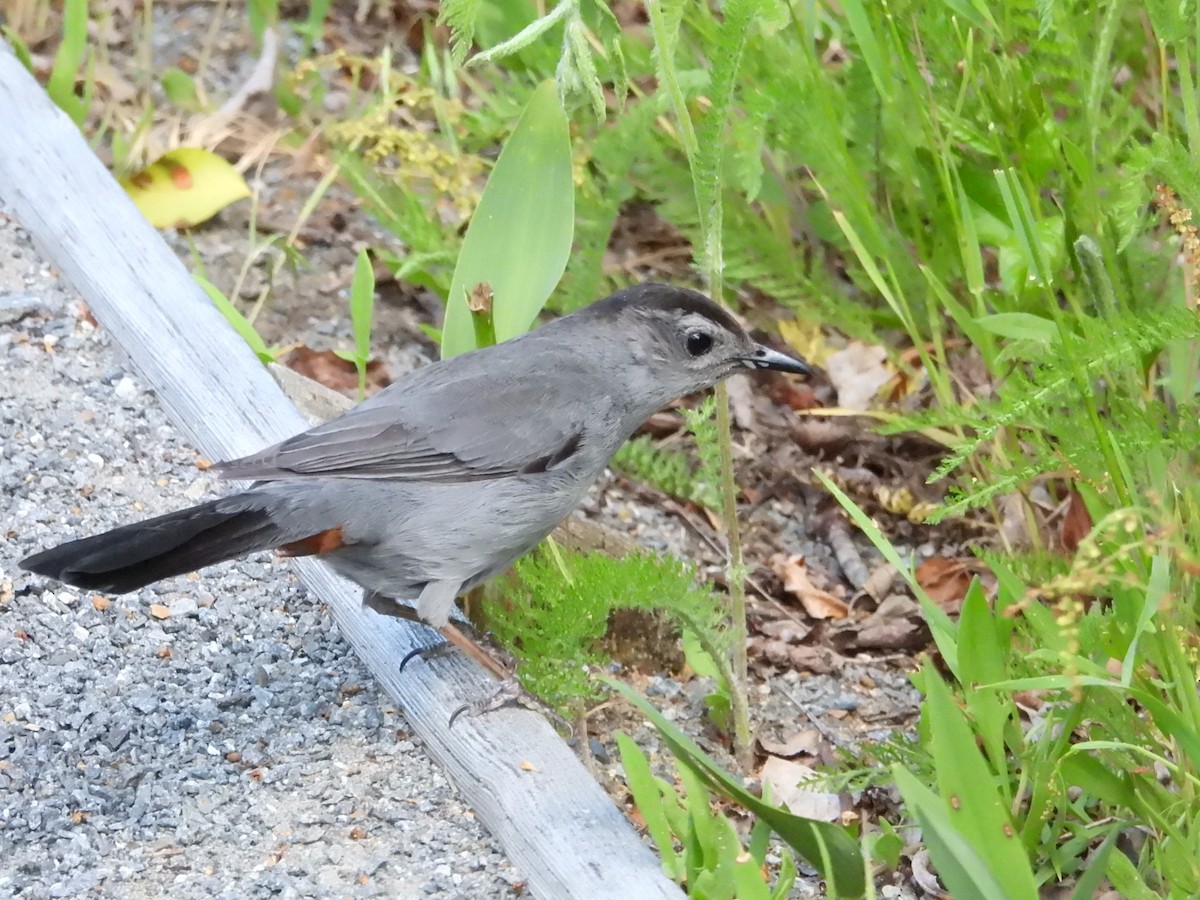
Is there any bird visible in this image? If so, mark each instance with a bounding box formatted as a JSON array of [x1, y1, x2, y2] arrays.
[[21, 283, 813, 676]]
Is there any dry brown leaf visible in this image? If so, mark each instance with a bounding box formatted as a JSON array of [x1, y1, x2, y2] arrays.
[[758, 757, 841, 822], [747, 637, 837, 674], [769, 378, 822, 411], [771, 554, 849, 619], [852, 594, 928, 651], [915, 557, 973, 613], [757, 618, 809, 643], [757, 729, 821, 759], [283, 346, 392, 397], [825, 341, 891, 410], [911, 848, 947, 897], [861, 563, 897, 600], [1060, 488, 1093, 553]]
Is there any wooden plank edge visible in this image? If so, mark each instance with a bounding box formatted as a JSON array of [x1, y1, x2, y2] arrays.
[[0, 43, 681, 900]]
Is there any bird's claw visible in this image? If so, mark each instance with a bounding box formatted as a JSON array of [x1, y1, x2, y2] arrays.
[[398, 639, 458, 672], [447, 677, 530, 727]]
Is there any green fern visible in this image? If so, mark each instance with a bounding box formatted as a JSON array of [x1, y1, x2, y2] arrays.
[[439, 0, 481, 64], [611, 434, 720, 509], [486, 545, 725, 716], [891, 305, 1200, 519]]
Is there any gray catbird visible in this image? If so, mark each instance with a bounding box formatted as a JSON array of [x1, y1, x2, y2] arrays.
[[22, 283, 812, 665]]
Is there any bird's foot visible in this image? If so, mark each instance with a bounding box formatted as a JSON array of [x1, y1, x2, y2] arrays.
[[448, 677, 525, 727], [362, 590, 511, 681], [447, 675, 571, 730], [398, 639, 458, 672]]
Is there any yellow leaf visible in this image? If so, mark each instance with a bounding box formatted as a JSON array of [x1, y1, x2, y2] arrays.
[[777, 318, 831, 367], [120, 148, 250, 228]]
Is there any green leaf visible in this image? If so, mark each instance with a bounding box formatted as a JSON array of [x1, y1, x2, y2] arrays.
[[161, 67, 199, 109], [439, 0, 482, 63], [466, 1, 573, 68], [47, 0, 91, 125], [923, 671, 1038, 897], [441, 81, 574, 358], [2, 27, 34, 73], [1059, 753, 1137, 809], [607, 679, 866, 897], [1106, 846, 1160, 900], [956, 579, 1013, 780], [891, 766, 1014, 900], [615, 732, 685, 882], [349, 249, 376, 360], [840, 0, 890, 100], [120, 149, 251, 229], [973, 312, 1059, 344], [1065, 831, 1117, 900]]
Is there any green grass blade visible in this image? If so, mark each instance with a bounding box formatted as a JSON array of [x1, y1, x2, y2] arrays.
[[350, 248, 376, 360], [615, 732, 685, 882], [195, 275, 274, 364]]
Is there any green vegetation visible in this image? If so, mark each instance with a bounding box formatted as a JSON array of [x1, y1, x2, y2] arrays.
[[15, 0, 1200, 894]]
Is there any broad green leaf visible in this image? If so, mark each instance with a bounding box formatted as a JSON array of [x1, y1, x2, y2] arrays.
[[441, 80, 573, 358], [1059, 753, 1137, 809], [1106, 847, 1160, 900], [892, 766, 1014, 900], [121, 148, 251, 229], [923, 671, 1038, 897], [607, 679, 866, 897], [973, 312, 1059, 344], [957, 579, 1014, 780]]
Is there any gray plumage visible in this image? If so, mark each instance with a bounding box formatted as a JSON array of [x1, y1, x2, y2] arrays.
[[22, 283, 813, 628]]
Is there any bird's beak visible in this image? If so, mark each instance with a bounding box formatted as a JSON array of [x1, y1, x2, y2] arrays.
[[741, 344, 815, 377]]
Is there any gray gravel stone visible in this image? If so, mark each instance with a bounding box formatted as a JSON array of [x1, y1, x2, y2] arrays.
[[0, 209, 519, 898]]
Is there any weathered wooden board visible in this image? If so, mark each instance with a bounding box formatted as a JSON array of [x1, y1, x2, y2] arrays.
[[0, 43, 680, 900]]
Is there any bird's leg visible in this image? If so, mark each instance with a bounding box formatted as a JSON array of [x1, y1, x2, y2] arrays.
[[361, 590, 454, 669], [361, 589, 425, 623], [362, 590, 554, 726], [362, 588, 511, 679], [435, 621, 510, 679]]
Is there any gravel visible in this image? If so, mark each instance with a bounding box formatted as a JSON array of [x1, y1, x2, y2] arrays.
[[0, 210, 520, 898]]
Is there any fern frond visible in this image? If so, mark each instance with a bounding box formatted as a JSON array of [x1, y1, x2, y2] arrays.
[[439, 0, 481, 64]]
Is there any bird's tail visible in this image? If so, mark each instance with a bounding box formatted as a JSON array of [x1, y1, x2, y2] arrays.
[[20, 496, 287, 594]]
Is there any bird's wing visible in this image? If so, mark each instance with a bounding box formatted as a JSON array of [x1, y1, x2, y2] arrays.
[[215, 363, 589, 484]]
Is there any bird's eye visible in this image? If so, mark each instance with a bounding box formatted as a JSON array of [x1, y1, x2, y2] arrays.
[[686, 331, 713, 356]]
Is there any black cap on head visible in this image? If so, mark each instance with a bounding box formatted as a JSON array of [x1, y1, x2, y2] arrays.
[[582, 283, 745, 335]]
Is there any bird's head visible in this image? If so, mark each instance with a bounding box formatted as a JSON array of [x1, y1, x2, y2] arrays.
[[572, 283, 814, 404]]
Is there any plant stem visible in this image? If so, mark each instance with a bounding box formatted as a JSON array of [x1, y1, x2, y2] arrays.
[[647, 0, 752, 769]]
